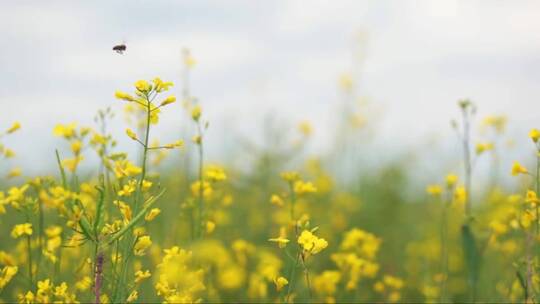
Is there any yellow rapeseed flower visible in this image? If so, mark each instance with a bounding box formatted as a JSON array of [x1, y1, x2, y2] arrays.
[[445, 174, 458, 187], [6, 122, 21, 134], [529, 128, 540, 143], [134, 236, 152, 256], [11, 223, 32, 238], [270, 194, 284, 207], [294, 181, 318, 195], [134, 80, 152, 93], [426, 185, 442, 197], [145, 208, 161, 222], [269, 227, 290, 249], [511, 161, 528, 176], [281, 171, 300, 183], [191, 105, 202, 121], [126, 129, 138, 141], [273, 276, 288, 291], [298, 230, 328, 255], [115, 90, 136, 102], [160, 95, 176, 107], [135, 270, 151, 283], [475, 142, 494, 155]]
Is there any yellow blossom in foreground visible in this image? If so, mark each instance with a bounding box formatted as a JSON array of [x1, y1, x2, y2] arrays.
[[426, 185, 442, 197], [206, 221, 216, 234], [11, 223, 32, 238], [298, 230, 328, 255], [115, 90, 136, 101], [145, 208, 161, 222], [446, 174, 458, 187], [270, 194, 284, 207], [135, 80, 152, 93], [118, 179, 137, 197], [53, 123, 77, 139], [126, 129, 138, 141], [7, 167, 22, 178], [454, 186, 467, 205], [526, 190, 540, 205], [269, 227, 290, 249], [205, 165, 227, 182], [281, 171, 300, 182], [114, 160, 142, 178], [481, 115, 507, 133], [160, 95, 176, 107], [0, 266, 18, 289], [313, 271, 341, 296], [6, 122, 21, 134], [511, 161, 528, 176], [164, 140, 184, 149], [475, 142, 494, 155], [192, 135, 202, 144], [142, 180, 153, 191], [191, 181, 212, 198], [191, 105, 202, 121], [383, 275, 404, 289], [135, 270, 151, 283], [153, 77, 174, 92], [134, 236, 152, 256], [75, 276, 92, 291], [126, 290, 138, 302], [529, 128, 540, 143], [294, 181, 317, 195], [273, 276, 288, 291], [298, 121, 313, 136]]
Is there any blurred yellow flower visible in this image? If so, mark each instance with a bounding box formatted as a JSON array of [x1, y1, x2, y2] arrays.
[[191, 105, 202, 121], [160, 95, 176, 107], [270, 194, 284, 207], [298, 230, 328, 255], [269, 227, 289, 249], [273, 276, 288, 291], [11, 223, 32, 238], [294, 181, 317, 195], [126, 129, 138, 141], [530, 128, 540, 143], [445, 174, 458, 187], [6, 122, 21, 134], [134, 236, 152, 256], [134, 80, 152, 93], [426, 185, 442, 197], [511, 161, 528, 176]]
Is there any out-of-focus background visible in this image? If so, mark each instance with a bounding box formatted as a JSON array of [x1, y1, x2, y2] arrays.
[[1, 0, 539, 178]]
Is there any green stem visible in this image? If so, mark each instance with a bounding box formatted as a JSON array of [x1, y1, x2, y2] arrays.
[[439, 194, 450, 302], [301, 255, 313, 302], [289, 182, 296, 221], [285, 253, 300, 302], [196, 123, 204, 239], [26, 234, 33, 289], [535, 154, 540, 236], [462, 107, 472, 217], [114, 94, 152, 302]]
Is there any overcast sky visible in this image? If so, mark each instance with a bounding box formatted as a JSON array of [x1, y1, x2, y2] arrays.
[[1, 0, 539, 175]]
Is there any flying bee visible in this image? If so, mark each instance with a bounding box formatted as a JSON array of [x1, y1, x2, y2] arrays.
[[112, 42, 126, 54]]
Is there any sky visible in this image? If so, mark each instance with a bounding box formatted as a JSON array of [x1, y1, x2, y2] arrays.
[[1, 0, 540, 176]]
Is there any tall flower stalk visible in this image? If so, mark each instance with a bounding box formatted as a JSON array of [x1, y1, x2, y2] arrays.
[[112, 78, 181, 302]]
